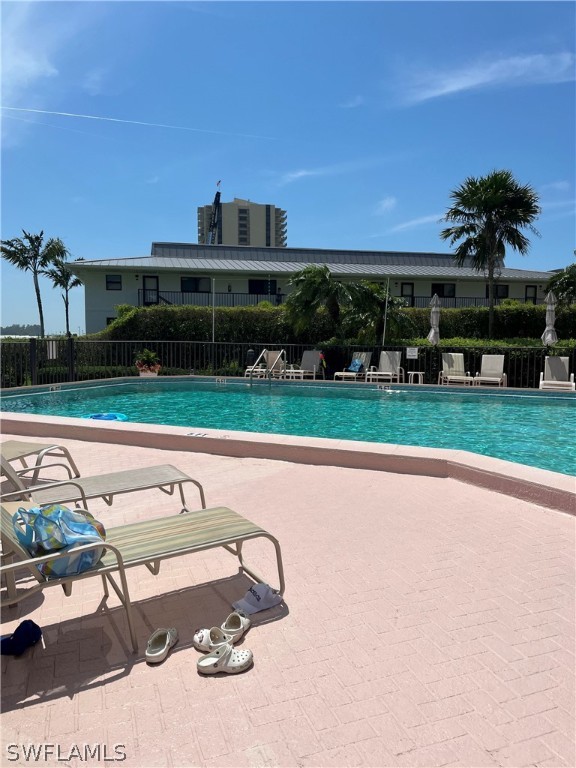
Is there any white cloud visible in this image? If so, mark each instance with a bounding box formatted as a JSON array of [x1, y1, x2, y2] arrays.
[[388, 214, 442, 233], [401, 52, 575, 105], [339, 95, 364, 109], [1, 4, 59, 105], [375, 196, 397, 215], [145, 176, 160, 185], [540, 180, 571, 193], [278, 157, 390, 186]]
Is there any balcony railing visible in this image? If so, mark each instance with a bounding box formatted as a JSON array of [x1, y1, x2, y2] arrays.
[[138, 290, 287, 307], [138, 291, 542, 309], [408, 296, 543, 308]]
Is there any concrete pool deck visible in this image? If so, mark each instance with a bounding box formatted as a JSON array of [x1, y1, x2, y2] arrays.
[[1, 417, 575, 767]]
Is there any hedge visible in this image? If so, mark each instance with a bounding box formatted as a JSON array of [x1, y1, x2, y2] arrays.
[[94, 302, 576, 344]]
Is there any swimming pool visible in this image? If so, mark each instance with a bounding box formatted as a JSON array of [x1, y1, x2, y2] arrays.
[[3, 378, 575, 475]]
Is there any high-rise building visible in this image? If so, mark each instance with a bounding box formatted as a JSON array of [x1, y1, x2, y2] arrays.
[[197, 198, 287, 247]]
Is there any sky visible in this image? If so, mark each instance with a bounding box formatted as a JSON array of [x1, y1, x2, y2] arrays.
[[1, 0, 574, 335]]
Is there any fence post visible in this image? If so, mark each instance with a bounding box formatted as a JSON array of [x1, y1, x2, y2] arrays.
[[67, 337, 75, 382], [30, 337, 37, 386]]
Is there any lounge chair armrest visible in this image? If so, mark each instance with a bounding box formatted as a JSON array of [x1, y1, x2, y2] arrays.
[[9, 461, 74, 480], [0, 539, 126, 579], [1, 478, 90, 508]]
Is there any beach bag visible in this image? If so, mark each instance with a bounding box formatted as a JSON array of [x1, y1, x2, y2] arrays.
[[348, 358, 364, 373], [12, 504, 106, 579]]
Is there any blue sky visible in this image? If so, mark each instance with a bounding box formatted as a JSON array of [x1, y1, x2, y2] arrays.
[[1, 0, 574, 334]]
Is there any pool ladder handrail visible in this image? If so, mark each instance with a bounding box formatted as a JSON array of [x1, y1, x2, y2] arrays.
[[248, 348, 287, 387]]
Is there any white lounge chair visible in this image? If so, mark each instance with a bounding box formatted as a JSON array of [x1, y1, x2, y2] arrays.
[[366, 351, 404, 383], [244, 349, 287, 378], [438, 353, 473, 386], [473, 355, 507, 387], [286, 350, 324, 380], [539, 357, 575, 391], [333, 351, 372, 381]]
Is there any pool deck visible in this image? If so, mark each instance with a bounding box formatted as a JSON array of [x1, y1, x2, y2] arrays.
[[1, 416, 575, 767]]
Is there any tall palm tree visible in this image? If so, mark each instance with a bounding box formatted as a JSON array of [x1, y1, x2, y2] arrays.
[[440, 169, 541, 338], [284, 264, 354, 336], [42, 258, 83, 337], [1, 230, 68, 337]]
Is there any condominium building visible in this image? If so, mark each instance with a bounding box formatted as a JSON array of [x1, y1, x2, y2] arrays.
[[197, 198, 287, 247]]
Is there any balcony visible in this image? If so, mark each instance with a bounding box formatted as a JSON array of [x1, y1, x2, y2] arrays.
[[138, 291, 542, 310], [138, 290, 287, 307]]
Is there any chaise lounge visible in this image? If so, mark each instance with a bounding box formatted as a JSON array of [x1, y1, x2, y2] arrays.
[[365, 351, 405, 384], [244, 349, 287, 379], [1, 501, 285, 652], [1, 455, 207, 513], [333, 351, 372, 381], [539, 356, 575, 391], [438, 353, 473, 386], [1, 440, 81, 484], [286, 350, 325, 380], [473, 355, 507, 387]]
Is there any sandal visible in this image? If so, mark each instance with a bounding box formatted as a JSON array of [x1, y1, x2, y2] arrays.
[[145, 628, 178, 664], [197, 642, 253, 675], [193, 626, 232, 653], [220, 611, 251, 643]]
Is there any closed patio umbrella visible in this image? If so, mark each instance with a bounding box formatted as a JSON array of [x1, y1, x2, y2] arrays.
[[427, 294, 441, 345], [541, 291, 558, 346]]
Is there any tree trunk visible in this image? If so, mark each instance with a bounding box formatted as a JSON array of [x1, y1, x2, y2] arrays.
[[33, 271, 45, 338], [63, 293, 71, 337]]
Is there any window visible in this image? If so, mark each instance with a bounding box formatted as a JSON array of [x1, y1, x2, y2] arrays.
[[106, 275, 122, 291], [181, 277, 211, 293], [431, 283, 455, 298], [401, 282, 414, 307], [249, 279, 277, 295], [485, 284, 509, 299], [525, 285, 537, 304]]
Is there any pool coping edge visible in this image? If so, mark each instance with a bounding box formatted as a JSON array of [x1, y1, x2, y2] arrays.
[[2, 413, 574, 516]]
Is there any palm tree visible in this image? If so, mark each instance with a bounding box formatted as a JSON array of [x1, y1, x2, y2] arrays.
[[440, 169, 541, 338], [284, 264, 354, 336], [1, 230, 68, 337], [344, 281, 415, 343], [42, 258, 83, 337], [545, 262, 576, 306]]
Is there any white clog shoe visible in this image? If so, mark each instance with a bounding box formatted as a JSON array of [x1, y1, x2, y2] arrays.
[[145, 627, 178, 664]]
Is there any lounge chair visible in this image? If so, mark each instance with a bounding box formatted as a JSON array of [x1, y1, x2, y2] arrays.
[[539, 356, 575, 391], [438, 353, 473, 385], [244, 349, 287, 378], [286, 350, 324, 380], [473, 355, 507, 387], [333, 351, 372, 381], [366, 351, 404, 384], [1, 501, 285, 652], [1, 456, 206, 513], [1, 440, 81, 484]]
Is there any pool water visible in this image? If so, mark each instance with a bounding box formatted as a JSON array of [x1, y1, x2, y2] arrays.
[[2, 380, 575, 475]]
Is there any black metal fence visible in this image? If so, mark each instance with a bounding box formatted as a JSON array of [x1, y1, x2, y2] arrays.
[[1, 339, 574, 390]]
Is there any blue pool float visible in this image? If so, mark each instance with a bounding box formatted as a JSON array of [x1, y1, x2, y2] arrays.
[[86, 412, 128, 421]]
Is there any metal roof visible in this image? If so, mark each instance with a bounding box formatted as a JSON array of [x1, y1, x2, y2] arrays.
[[150, 242, 460, 267], [70, 256, 554, 282]]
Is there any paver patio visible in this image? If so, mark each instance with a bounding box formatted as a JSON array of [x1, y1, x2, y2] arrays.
[[1, 432, 574, 768]]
